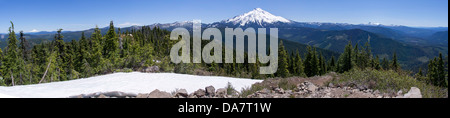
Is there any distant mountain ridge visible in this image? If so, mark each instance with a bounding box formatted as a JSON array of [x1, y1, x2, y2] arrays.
[[0, 8, 447, 71], [4, 8, 446, 42]]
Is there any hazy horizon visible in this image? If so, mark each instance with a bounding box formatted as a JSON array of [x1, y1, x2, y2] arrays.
[[0, 0, 448, 33]]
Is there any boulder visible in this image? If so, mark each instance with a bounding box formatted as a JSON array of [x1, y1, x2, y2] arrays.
[[175, 89, 189, 98], [358, 85, 368, 91], [148, 89, 172, 98], [142, 66, 160, 73], [305, 82, 318, 92], [403, 87, 422, 98], [373, 90, 380, 95], [397, 90, 403, 96], [259, 88, 271, 94], [215, 88, 227, 97], [103, 91, 123, 97], [98, 94, 107, 98], [194, 89, 206, 97], [136, 93, 149, 98], [188, 93, 197, 98], [328, 83, 334, 87], [205, 86, 216, 97]]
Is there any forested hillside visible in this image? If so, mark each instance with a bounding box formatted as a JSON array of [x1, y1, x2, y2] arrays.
[[0, 21, 447, 92]]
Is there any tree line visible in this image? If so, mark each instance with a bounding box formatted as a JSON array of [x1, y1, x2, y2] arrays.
[[0, 21, 170, 86], [0, 21, 447, 88]]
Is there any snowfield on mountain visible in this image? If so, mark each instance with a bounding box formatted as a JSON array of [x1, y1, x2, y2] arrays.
[[0, 72, 262, 98], [224, 8, 291, 26]]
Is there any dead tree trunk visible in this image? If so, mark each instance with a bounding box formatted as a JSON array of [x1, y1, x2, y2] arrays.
[[20, 72, 23, 85], [39, 57, 52, 84], [10, 70, 14, 86]]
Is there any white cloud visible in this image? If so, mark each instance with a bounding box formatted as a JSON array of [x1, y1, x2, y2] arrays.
[[118, 22, 140, 27], [30, 29, 39, 32]]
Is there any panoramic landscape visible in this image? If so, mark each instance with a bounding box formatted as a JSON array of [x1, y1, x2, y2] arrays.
[[0, 0, 448, 98]]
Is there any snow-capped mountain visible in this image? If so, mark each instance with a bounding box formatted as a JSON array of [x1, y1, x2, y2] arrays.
[[147, 8, 294, 28], [223, 8, 291, 26]]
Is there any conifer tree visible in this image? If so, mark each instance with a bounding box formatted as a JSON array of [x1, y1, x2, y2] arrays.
[[373, 55, 381, 70], [53, 29, 68, 81], [427, 58, 437, 85], [341, 41, 353, 72], [318, 52, 325, 75], [364, 42, 372, 68], [90, 26, 104, 73], [353, 43, 359, 68], [417, 67, 423, 77], [0, 48, 4, 85], [304, 46, 314, 76], [3, 22, 21, 86], [104, 21, 119, 70], [277, 40, 289, 78], [381, 57, 389, 70], [321, 53, 327, 74], [295, 50, 305, 76], [251, 55, 260, 79], [437, 53, 445, 87], [19, 31, 30, 61], [329, 56, 336, 72], [75, 32, 87, 73], [390, 52, 400, 71], [311, 48, 319, 76]]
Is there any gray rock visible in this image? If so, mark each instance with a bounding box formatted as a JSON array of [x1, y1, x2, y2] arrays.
[[403, 87, 422, 98], [373, 90, 380, 95], [148, 89, 172, 98], [285, 90, 293, 94], [259, 88, 270, 94], [215, 88, 227, 97], [205, 86, 216, 97], [175, 89, 189, 97], [136, 93, 149, 98], [98, 94, 107, 98], [397, 90, 403, 96], [274, 88, 284, 94], [194, 89, 206, 97], [188, 93, 197, 98], [358, 85, 368, 91], [328, 83, 334, 87], [279, 88, 285, 94], [142, 66, 160, 73], [103, 91, 124, 97], [305, 82, 318, 92]]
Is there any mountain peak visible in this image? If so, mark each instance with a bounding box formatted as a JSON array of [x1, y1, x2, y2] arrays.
[[224, 8, 291, 26], [253, 8, 264, 11]]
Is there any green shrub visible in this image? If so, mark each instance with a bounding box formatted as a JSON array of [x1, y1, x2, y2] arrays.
[[278, 79, 296, 90], [0, 77, 6, 86], [332, 68, 447, 98], [240, 84, 265, 98], [225, 82, 236, 95]]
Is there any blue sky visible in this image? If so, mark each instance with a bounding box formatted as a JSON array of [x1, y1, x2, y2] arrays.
[[0, 0, 447, 33]]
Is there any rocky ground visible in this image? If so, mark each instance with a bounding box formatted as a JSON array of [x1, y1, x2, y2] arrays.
[[70, 73, 423, 98], [245, 81, 421, 98]]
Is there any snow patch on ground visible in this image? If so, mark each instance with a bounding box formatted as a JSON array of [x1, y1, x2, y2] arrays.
[[0, 72, 262, 98]]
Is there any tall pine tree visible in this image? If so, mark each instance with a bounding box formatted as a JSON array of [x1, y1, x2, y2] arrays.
[[437, 53, 445, 87], [390, 52, 400, 71], [277, 40, 289, 78], [2, 22, 21, 86]]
